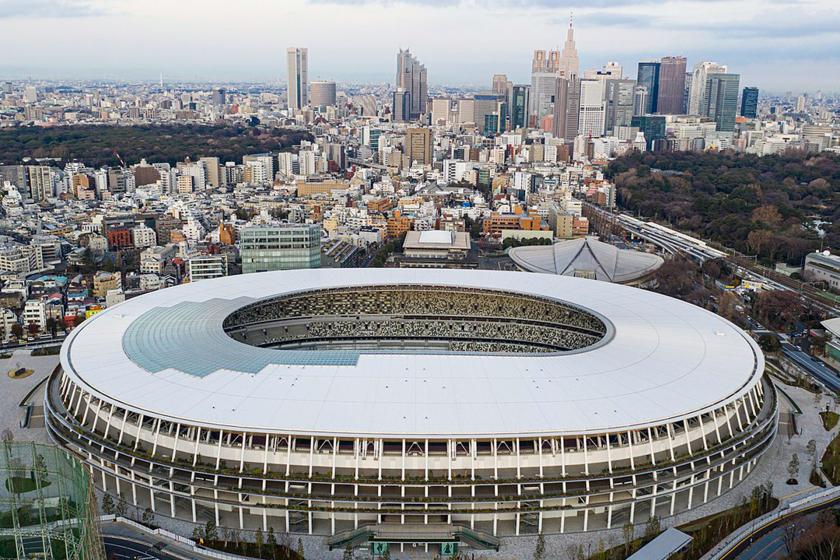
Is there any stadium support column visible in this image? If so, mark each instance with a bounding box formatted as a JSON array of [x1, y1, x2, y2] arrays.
[[171, 423, 182, 467], [134, 415, 145, 451], [239, 431, 248, 473], [627, 431, 635, 469], [104, 405, 115, 440], [214, 430, 224, 469], [683, 419, 692, 456], [192, 427, 202, 466], [647, 428, 656, 466], [401, 439, 406, 480], [697, 415, 708, 451]]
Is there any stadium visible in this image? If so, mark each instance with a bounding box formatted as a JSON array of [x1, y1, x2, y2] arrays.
[[45, 269, 776, 550]]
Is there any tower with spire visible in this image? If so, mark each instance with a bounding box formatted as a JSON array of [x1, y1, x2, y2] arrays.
[[559, 14, 579, 79]]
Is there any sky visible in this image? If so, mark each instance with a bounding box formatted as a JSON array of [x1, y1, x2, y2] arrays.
[[1, 0, 839, 92]]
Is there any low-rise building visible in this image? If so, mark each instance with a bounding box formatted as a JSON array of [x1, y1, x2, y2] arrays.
[[805, 252, 840, 292]]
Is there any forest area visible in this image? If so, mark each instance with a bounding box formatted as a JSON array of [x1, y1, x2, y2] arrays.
[[0, 124, 313, 168], [607, 151, 840, 265]]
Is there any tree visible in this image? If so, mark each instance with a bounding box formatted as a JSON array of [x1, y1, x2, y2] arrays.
[[116, 494, 127, 517], [10, 323, 23, 340], [296, 537, 304, 559], [533, 531, 545, 560], [141, 507, 155, 528], [204, 520, 218, 542], [267, 527, 277, 560], [622, 522, 635, 556], [644, 515, 661, 540], [1, 429, 13, 443], [45, 317, 57, 337], [342, 543, 353, 560], [34, 453, 49, 486], [101, 494, 114, 515], [788, 453, 801, 481], [807, 439, 818, 464], [255, 527, 264, 557], [758, 333, 781, 352]]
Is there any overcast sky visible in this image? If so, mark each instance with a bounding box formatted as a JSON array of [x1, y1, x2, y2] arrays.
[[1, 0, 838, 92]]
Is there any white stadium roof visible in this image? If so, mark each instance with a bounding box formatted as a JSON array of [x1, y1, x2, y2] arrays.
[[61, 269, 762, 438]]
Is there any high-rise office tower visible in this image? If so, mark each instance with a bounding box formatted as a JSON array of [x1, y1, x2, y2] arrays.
[[310, 81, 337, 109], [558, 17, 580, 79], [551, 78, 569, 139], [701, 73, 740, 132], [656, 56, 687, 114], [474, 94, 503, 133], [578, 79, 606, 137], [393, 88, 411, 122], [604, 79, 636, 135], [530, 72, 559, 121], [740, 87, 759, 118], [211, 88, 226, 106], [492, 74, 509, 96], [510, 85, 530, 129], [529, 16, 579, 123], [636, 62, 660, 114], [396, 49, 428, 120], [286, 47, 308, 110], [632, 85, 649, 116], [688, 61, 727, 115], [683, 73, 692, 114], [564, 77, 582, 143], [405, 127, 432, 166]]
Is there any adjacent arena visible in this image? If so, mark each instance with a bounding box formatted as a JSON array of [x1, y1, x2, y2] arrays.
[[45, 269, 777, 549]]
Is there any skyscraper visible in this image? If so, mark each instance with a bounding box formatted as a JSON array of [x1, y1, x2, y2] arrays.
[[656, 56, 687, 115], [551, 78, 569, 139], [741, 86, 759, 118], [529, 16, 579, 123], [636, 62, 660, 114], [604, 79, 636, 135], [286, 47, 308, 111], [310, 81, 337, 109], [558, 17, 580, 79], [701, 73, 740, 132], [396, 49, 428, 120], [405, 127, 432, 166], [564, 78, 582, 143], [688, 61, 727, 115], [510, 85, 530, 129], [393, 88, 411, 122], [578, 79, 606, 137]]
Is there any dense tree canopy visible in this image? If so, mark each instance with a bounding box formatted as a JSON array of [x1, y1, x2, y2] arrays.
[[0, 124, 313, 168], [608, 151, 840, 265]]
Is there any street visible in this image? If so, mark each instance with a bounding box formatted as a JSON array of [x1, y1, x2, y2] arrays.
[[103, 536, 178, 560], [782, 342, 840, 392]]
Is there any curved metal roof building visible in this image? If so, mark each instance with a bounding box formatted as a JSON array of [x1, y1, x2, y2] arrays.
[[509, 236, 664, 284], [46, 269, 776, 551]]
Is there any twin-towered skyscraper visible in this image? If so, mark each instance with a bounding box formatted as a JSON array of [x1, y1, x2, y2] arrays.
[[394, 49, 428, 122], [286, 47, 308, 111]]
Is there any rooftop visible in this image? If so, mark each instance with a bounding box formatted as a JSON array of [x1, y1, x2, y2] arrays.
[[509, 236, 664, 283], [61, 269, 761, 438]]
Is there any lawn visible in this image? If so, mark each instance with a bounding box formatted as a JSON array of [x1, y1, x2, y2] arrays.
[[820, 430, 840, 484], [820, 411, 839, 431]]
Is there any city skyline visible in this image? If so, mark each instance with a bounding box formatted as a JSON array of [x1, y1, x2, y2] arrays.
[[0, 0, 839, 92]]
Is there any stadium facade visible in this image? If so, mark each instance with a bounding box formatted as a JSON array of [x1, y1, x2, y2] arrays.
[[46, 269, 776, 546]]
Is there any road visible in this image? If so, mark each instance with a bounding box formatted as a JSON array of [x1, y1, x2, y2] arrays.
[[781, 342, 840, 392], [729, 503, 840, 560], [584, 203, 840, 316], [103, 536, 179, 560]]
